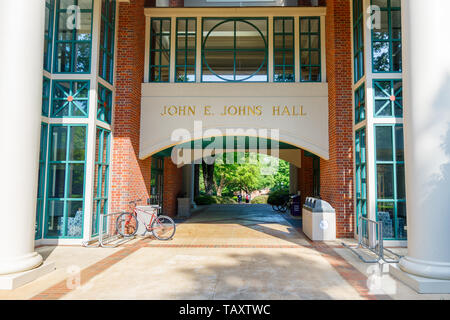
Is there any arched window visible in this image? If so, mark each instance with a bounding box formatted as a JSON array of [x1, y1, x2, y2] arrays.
[[202, 18, 268, 82]]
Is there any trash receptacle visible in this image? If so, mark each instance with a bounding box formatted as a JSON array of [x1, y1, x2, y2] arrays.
[[302, 197, 336, 241], [290, 195, 301, 216]]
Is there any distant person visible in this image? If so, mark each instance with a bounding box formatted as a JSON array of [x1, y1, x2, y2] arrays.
[[237, 194, 242, 203], [245, 194, 249, 204]]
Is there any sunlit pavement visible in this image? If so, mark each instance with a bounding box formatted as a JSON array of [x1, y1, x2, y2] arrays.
[[1, 204, 449, 300]]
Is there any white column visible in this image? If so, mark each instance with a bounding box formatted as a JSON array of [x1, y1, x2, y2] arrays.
[[391, 0, 450, 289], [0, 0, 45, 274]]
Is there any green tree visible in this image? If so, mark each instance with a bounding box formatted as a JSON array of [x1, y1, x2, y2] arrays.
[[271, 159, 290, 191]]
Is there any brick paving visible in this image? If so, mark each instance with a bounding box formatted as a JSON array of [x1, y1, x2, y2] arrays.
[[30, 205, 387, 300]]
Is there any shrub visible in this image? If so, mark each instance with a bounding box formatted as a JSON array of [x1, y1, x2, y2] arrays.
[[251, 195, 269, 204], [194, 195, 214, 205], [194, 195, 237, 205], [267, 189, 290, 205], [215, 196, 237, 204]]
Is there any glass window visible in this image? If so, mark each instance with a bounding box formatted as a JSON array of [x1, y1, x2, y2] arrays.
[[355, 128, 367, 234], [99, 0, 116, 84], [54, 0, 93, 73], [353, 0, 364, 82], [375, 124, 407, 239], [46, 125, 87, 238], [150, 18, 171, 82], [97, 83, 112, 124], [371, 0, 402, 72], [374, 79, 403, 117], [51, 80, 89, 118], [179, 0, 304, 7], [92, 128, 110, 236], [274, 17, 295, 82], [202, 18, 268, 82], [355, 84, 365, 124], [299, 17, 321, 82], [176, 18, 196, 82], [36, 123, 49, 240], [42, 77, 51, 117], [44, 0, 55, 71]]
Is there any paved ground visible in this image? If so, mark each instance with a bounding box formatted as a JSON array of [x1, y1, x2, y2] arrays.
[[1, 204, 449, 300]]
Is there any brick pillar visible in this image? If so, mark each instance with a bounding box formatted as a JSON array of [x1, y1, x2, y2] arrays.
[[163, 158, 183, 217], [110, 0, 151, 214], [320, 0, 354, 238], [298, 151, 314, 205]]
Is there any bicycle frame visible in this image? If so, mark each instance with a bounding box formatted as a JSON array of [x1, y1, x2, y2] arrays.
[[126, 207, 157, 231], [124, 205, 171, 236]]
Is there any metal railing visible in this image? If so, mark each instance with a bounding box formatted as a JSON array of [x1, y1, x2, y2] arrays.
[[342, 215, 402, 263], [82, 211, 135, 248]]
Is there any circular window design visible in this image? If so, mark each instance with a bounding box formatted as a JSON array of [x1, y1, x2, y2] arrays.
[[202, 18, 268, 82]]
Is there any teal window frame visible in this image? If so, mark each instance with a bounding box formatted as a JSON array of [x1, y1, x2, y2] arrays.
[[92, 127, 111, 236], [355, 83, 366, 124], [53, 0, 94, 74], [201, 17, 269, 83], [175, 17, 197, 82], [97, 83, 112, 124], [36, 123, 49, 240], [51, 80, 90, 118], [44, 0, 55, 72], [353, 0, 364, 82], [149, 17, 171, 82], [355, 127, 367, 234], [374, 124, 407, 240], [273, 17, 295, 82], [99, 0, 116, 84], [299, 17, 321, 82], [373, 79, 403, 118], [42, 77, 51, 117], [371, 0, 402, 73], [151, 156, 164, 207], [44, 124, 88, 239]]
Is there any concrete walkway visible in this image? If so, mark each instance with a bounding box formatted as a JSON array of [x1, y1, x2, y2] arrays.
[[60, 204, 364, 300], [1, 204, 449, 300]]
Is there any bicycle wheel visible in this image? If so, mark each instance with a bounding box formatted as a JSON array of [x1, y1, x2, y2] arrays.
[[279, 204, 288, 213], [116, 212, 138, 237], [151, 215, 176, 240], [272, 205, 279, 212]]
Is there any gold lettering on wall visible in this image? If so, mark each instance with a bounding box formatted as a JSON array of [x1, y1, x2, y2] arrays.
[[272, 105, 306, 117], [160, 105, 306, 117], [220, 105, 263, 116], [160, 105, 197, 116]]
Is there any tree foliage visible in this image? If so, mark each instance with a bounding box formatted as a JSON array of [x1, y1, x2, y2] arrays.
[[199, 153, 290, 196]]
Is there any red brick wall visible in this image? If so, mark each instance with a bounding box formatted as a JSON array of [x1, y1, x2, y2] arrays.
[[110, 0, 151, 215], [298, 151, 314, 205], [163, 158, 183, 217], [321, 0, 354, 238]]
